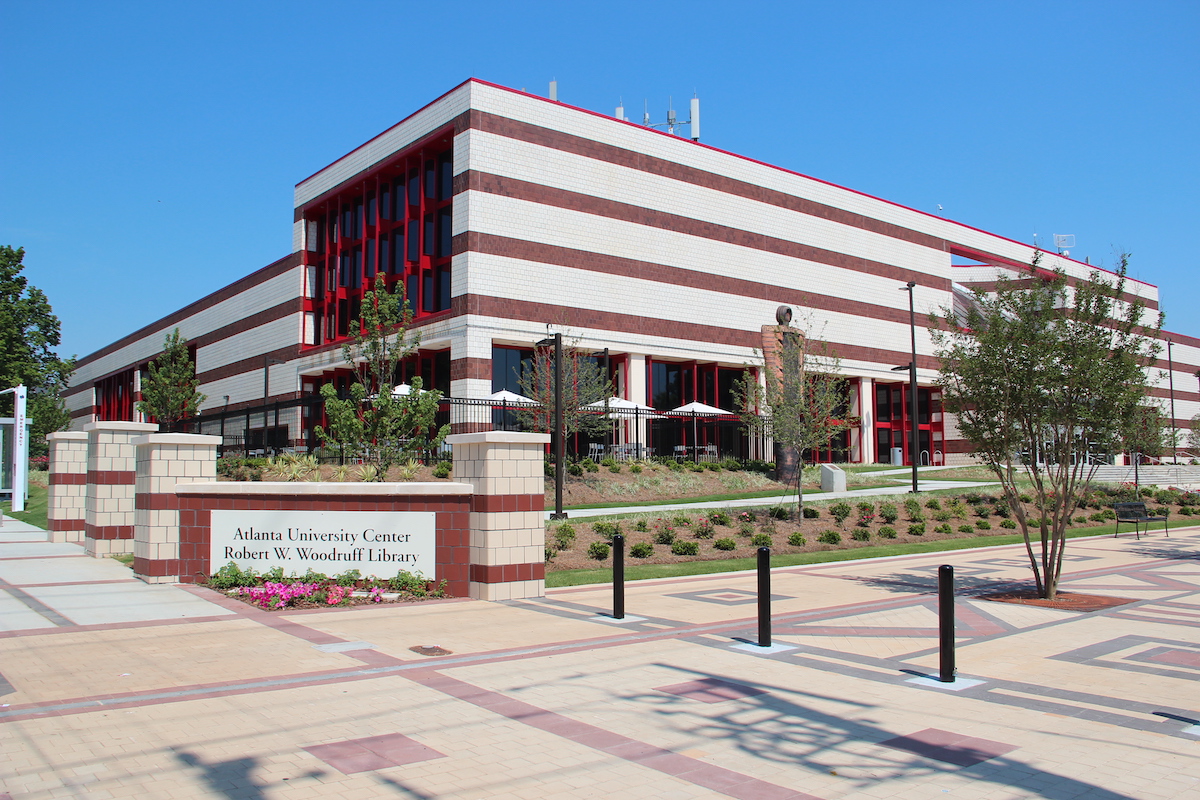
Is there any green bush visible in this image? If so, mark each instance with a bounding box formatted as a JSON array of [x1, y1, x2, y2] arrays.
[[738, 521, 755, 537], [878, 526, 897, 539], [1018, 493, 1033, 503], [768, 505, 791, 520], [974, 504, 991, 518], [829, 502, 852, 527], [654, 527, 676, 545], [671, 540, 699, 556], [975, 520, 991, 530], [545, 545, 555, 562], [925, 498, 942, 510], [750, 533, 773, 547], [587, 542, 611, 560], [209, 561, 258, 590], [630, 542, 654, 558], [586, 462, 600, 473], [694, 521, 715, 539], [432, 461, 452, 479], [856, 501, 876, 516], [907, 523, 926, 536], [713, 538, 737, 551], [946, 499, 968, 519], [1180, 506, 1194, 516], [1073, 516, 1088, 524], [934, 524, 952, 534], [608, 464, 621, 473], [672, 514, 693, 527], [958, 524, 974, 533], [993, 503, 1011, 518], [553, 525, 576, 550], [335, 569, 361, 587], [1152, 506, 1170, 517], [567, 463, 584, 476], [787, 532, 806, 546], [932, 510, 952, 522], [592, 521, 623, 540], [600, 457, 617, 468], [1000, 519, 1017, 529], [630, 464, 643, 474], [389, 570, 428, 594], [817, 530, 841, 545], [633, 519, 649, 532], [904, 498, 923, 520], [850, 529, 870, 542], [707, 510, 732, 526], [878, 503, 898, 523], [802, 506, 819, 519]]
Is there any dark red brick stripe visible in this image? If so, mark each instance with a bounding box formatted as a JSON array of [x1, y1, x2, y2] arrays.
[[135, 493, 180, 511], [50, 519, 86, 531], [133, 557, 182, 577], [450, 356, 492, 382], [195, 344, 301, 386], [50, 473, 87, 485], [465, 171, 951, 291], [87, 470, 136, 486], [469, 562, 545, 583], [86, 524, 134, 540], [472, 494, 543, 513]]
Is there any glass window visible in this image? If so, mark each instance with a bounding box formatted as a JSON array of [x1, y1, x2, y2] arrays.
[[366, 194, 376, 227], [408, 170, 420, 206], [875, 384, 890, 422], [651, 362, 682, 410], [380, 186, 391, 221], [425, 159, 436, 199], [491, 346, 533, 393], [351, 247, 362, 289], [407, 220, 420, 261], [438, 209, 452, 258], [341, 206, 352, 242], [406, 273, 419, 310], [392, 230, 405, 273], [423, 214, 435, 256], [378, 237, 389, 277], [422, 270, 434, 312], [364, 240, 375, 280], [354, 200, 364, 239], [338, 253, 350, 287], [439, 153, 453, 200], [437, 267, 450, 310]]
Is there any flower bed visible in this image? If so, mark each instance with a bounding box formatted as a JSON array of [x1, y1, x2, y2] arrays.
[[206, 563, 448, 611]]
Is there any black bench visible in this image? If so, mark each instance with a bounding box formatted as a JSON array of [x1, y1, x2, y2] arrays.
[[1112, 502, 1168, 539]]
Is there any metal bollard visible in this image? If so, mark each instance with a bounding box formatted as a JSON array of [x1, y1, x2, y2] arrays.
[[938, 564, 955, 682], [613, 534, 625, 620], [757, 547, 771, 647]]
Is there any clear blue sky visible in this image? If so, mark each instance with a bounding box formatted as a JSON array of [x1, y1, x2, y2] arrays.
[[2, 0, 1197, 360]]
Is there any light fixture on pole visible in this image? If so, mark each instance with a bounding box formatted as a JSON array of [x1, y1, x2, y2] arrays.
[[538, 333, 567, 519], [899, 282, 919, 493]]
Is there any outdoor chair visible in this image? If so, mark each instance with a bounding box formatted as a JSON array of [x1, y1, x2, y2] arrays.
[[1112, 502, 1169, 539]]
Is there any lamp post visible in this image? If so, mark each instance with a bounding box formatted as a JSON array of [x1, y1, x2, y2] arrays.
[[538, 333, 567, 519], [898, 282, 919, 493], [1166, 339, 1176, 464]]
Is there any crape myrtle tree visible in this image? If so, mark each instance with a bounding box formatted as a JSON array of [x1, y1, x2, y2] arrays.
[[515, 334, 612, 444], [136, 328, 206, 427], [315, 275, 448, 479], [733, 320, 854, 513], [930, 253, 1162, 599], [0, 246, 74, 454]]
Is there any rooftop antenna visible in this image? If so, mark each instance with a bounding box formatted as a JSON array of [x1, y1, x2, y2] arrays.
[[549, 79, 557, 102], [1053, 234, 1075, 258], [641, 93, 702, 141], [643, 100, 650, 126], [615, 97, 626, 122]]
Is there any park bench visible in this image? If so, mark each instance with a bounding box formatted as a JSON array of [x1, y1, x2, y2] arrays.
[[1112, 502, 1169, 540]]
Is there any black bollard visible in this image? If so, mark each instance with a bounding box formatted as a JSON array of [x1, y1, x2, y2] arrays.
[[757, 547, 771, 647], [613, 534, 625, 620], [938, 564, 955, 682]]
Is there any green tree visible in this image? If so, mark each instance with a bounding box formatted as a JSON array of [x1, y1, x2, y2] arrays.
[[515, 335, 612, 441], [136, 329, 206, 427], [931, 253, 1162, 599], [315, 275, 448, 479], [733, 320, 853, 512], [0, 246, 74, 454]]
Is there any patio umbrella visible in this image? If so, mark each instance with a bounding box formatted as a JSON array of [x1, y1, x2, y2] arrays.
[[486, 389, 537, 405], [671, 402, 732, 459]]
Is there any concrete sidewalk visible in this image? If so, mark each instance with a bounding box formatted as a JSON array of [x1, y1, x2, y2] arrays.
[[2, 510, 1198, 799]]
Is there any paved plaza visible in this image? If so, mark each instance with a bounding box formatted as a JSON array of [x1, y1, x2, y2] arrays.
[[2, 514, 1199, 799]]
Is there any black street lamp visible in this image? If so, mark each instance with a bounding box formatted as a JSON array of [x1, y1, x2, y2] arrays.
[[538, 333, 567, 519], [897, 281, 919, 493]]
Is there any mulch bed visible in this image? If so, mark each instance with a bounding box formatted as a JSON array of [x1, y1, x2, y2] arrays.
[[981, 590, 1136, 612]]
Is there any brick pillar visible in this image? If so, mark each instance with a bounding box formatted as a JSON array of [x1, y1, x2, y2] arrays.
[[47, 432, 89, 543], [84, 421, 158, 556], [133, 433, 220, 583], [447, 431, 550, 601]]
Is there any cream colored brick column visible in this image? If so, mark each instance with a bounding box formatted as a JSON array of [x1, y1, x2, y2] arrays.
[[46, 432, 88, 543], [132, 434, 220, 584], [84, 421, 158, 556], [447, 431, 551, 601]]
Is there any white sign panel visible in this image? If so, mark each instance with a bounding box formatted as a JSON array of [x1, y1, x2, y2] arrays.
[[210, 510, 436, 578]]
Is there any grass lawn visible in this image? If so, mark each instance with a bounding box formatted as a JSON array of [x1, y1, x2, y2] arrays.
[[545, 518, 1198, 587], [2, 480, 48, 530]]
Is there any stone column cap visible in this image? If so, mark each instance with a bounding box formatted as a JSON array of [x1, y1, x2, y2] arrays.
[[84, 421, 160, 434], [132, 433, 222, 446], [446, 432, 552, 445], [47, 431, 89, 441]]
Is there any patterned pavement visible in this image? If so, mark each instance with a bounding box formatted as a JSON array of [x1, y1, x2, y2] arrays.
[[2, 515, 1199, 799]]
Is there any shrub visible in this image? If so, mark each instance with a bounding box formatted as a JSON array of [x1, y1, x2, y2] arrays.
[[1180, 492, 1199, 507], [857, 512, 876, 527], [633, 519, 649, 532], [554, 525, 576, 550], [694, 521, 715, 539], [904, 498, 923, 518], [946, 499, 968, 519], [586, 462, 600, 473], [829, 502, 853, 527], [856, 501, 876, 516], [672, 514, 693, 527], [932, 510, 951, 522], [787, 532, 806, 546], [630, 542, 654, 558], [1018, 493, 1033, 503], [878, 526, 897, 539], [704, 461, 721, 472], [1140, 487, 1155, 498], [738, 521, 755, 537], [878, 503, 899, 524], [957, 524, 974, 533], [1073, 516, 1088, 524], [993, 503, 1011, 518], [608, 465, 621, 473], [600, 457, 617, 467], [545, 460, 556, 478], [707, 510, 732, 526], [924, 498, 942, 510], [587, 542, 610, 560], [851, 529, 871, 542], [738, 510, 757, 523], [817, 530, 841, 545], [209, 561, 257, 590], [545, 545, 555, 562], [975, 520, 991, 530], [758, 516, 777, 534], [974, 504, 992, 518], [630, 464, 643, 474], [592, 521, 622, 540], [654, 527, 676, 545], [802, 506, 819, 519], [389, 570, 426, 594], [964, 492, 983, 504], [907, 523, 926, 536], [432, 461, 452, 479], [750, 533, 773, 547], [713, 538, 737, 551], [1101, 508, 1116, 520], [567, 463, 584, 476], [1180, 506, 1194, 516], [1000, 519, 1017, 529], [671, 540, 699, 556], [769, 505, 791, 520], [335, 569, 362, 587]]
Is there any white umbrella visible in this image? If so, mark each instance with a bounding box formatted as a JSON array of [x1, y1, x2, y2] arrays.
[[583, 397, 661, 418], [487, 389, 537, 404], [671, 402, 732, 459]]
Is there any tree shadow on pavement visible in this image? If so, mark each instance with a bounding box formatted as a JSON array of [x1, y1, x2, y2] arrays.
[[174, 750, 325, 800]]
